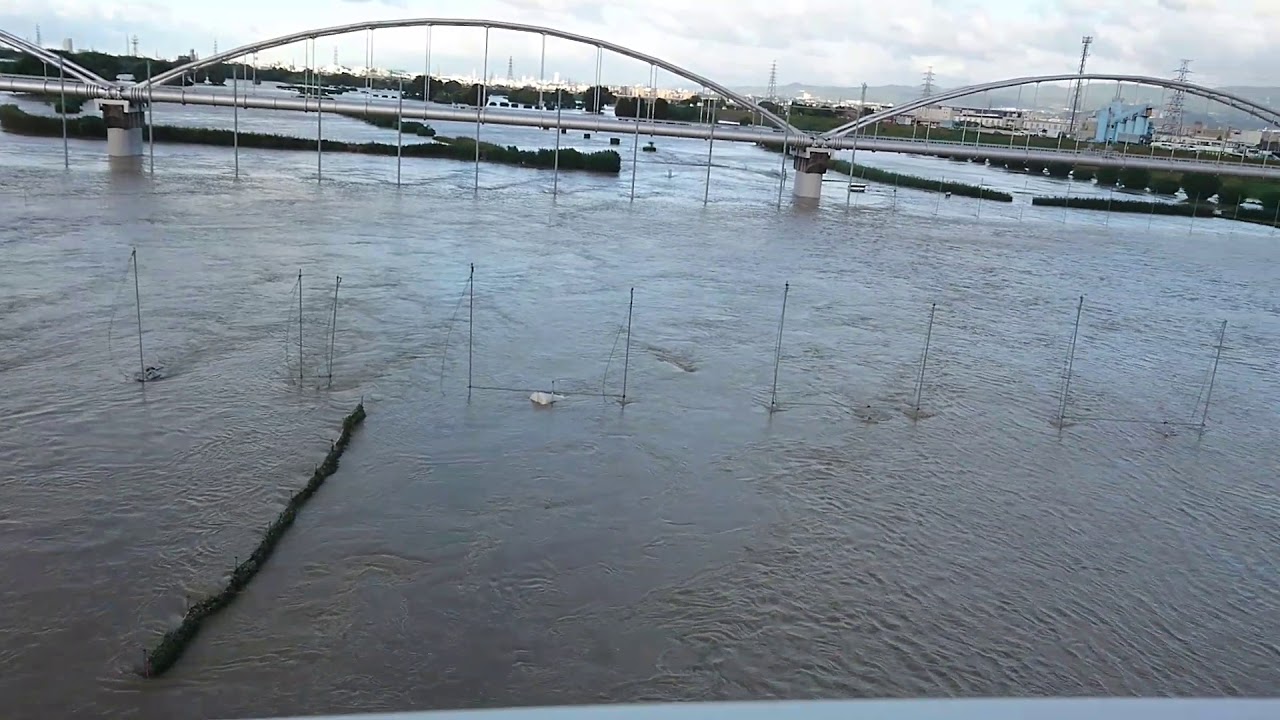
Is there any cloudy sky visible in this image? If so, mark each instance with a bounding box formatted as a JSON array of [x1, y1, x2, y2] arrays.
[[1, 0, 1278, 89]]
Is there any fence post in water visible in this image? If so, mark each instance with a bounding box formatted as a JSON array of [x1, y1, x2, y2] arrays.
[[553, 90, 562, 197], [232, 63, 240, 179], [147, 60, 155, 174], [1057, 295, 1084, 429], [703, 101, 716, 206], [396, 77, 404, 187], [475, 26, 489, 194], [59, 56, 68, 168], [621, 287, 634, 404], [467, 263, 474, 400], [298, 269, 304, 384], [327, 275, 341, 388], [133, 249, 145, 383], [769, 282, 789, 412], [913, 303, 936, 420], [1199, 320, 1227, 432]]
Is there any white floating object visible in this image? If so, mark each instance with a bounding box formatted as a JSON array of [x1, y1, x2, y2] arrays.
[[529, 391, 563, 406]]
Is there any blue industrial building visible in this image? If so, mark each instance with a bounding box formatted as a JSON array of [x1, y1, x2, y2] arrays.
[[1093, 101, 1154, 144]]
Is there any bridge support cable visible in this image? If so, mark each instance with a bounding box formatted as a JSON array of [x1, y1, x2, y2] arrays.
[[423, 26, 432, 121], [476, 26, 489, 193], [703, 99, 716, 205]]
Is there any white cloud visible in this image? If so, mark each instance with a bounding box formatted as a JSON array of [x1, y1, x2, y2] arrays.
[[1, 0, 1277, 88]]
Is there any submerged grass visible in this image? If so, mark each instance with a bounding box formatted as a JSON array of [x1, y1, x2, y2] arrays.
[[0, 104, 621, 174], [141, 401, 367, 678]]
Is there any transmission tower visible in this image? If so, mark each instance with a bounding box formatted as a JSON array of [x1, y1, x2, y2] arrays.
[[1066, 35, 1093, 135], [131, 35, 139, 57], [1159, 60, 1192, 137], [35, 25, 41, 47], [333, 46, 338, 67], [765, 61, 778, 103], [507, 56, 514, 81], [921, 66, 936, 98]]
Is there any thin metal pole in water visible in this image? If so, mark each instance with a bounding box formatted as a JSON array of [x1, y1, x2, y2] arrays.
[[976, 183, 984, 219], [621, 287, 634, 404], [935, 177, 944, 215], [327, 275, 341, 387], [232, 62, 239, 178], [913, 303, 936, 420], [776, 103, 791, 209], [133, 249, 145, 382], [147, 60, 154, 174], [553, 90, 562, 196], [396, 76, 403, 186], [1057, 295, 1084, 428], [1199, 320, 1226, 431], [1189, 193, 1199, 235], [703, 101, 715, 205], [467, 263, 474, 399], [298, 269, 304, 383], [769, 282, 789, 412], [59, 56, 68, 168]]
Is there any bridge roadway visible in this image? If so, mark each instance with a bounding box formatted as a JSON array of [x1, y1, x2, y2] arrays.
[[3, 74, 1279, 179]]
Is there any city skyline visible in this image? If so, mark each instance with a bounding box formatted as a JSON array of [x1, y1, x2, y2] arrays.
[[2, 0, 1279, 89]]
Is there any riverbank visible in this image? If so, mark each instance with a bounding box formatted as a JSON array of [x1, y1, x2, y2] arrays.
[[0, 105, 622, 174]]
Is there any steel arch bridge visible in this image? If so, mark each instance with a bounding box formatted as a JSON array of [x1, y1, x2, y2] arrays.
[[133, 17, 801, 134], [0, 28, 111, 88], [820, 73, 1280, 140]]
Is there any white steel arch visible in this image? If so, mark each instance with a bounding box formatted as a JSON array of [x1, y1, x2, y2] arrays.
[[135, 18, 802, 134], [0, 28, 113, 88], [820, 73, 1280, 139]]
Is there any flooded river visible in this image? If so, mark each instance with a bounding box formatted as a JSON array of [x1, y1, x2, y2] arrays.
[[1, 97, 1279, 718]]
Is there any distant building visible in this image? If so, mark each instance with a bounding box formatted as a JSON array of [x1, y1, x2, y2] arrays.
[[1093, 101, 1154, 144], [61, 38, 73, 53]]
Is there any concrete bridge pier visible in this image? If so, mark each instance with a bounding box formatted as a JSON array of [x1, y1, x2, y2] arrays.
[[100, 99, 146, 160], [792, 147, 831, 202]]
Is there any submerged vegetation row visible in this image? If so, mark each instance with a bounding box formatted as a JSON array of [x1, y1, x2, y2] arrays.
[[142, 402, 367, 677], [0, 105, 622, 174], [754, 141, 1012, 202], [1031, 195, 1280, 226], [833, 158, 1015, 202]]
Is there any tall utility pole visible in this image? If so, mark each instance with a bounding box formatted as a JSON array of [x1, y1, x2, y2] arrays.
[[765, 61, 778, 104], [1067, 35, 1093, 136], [921, 66, 936, 98], [1159, 60, 1192, 138], [507, 56, 514, 81]]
